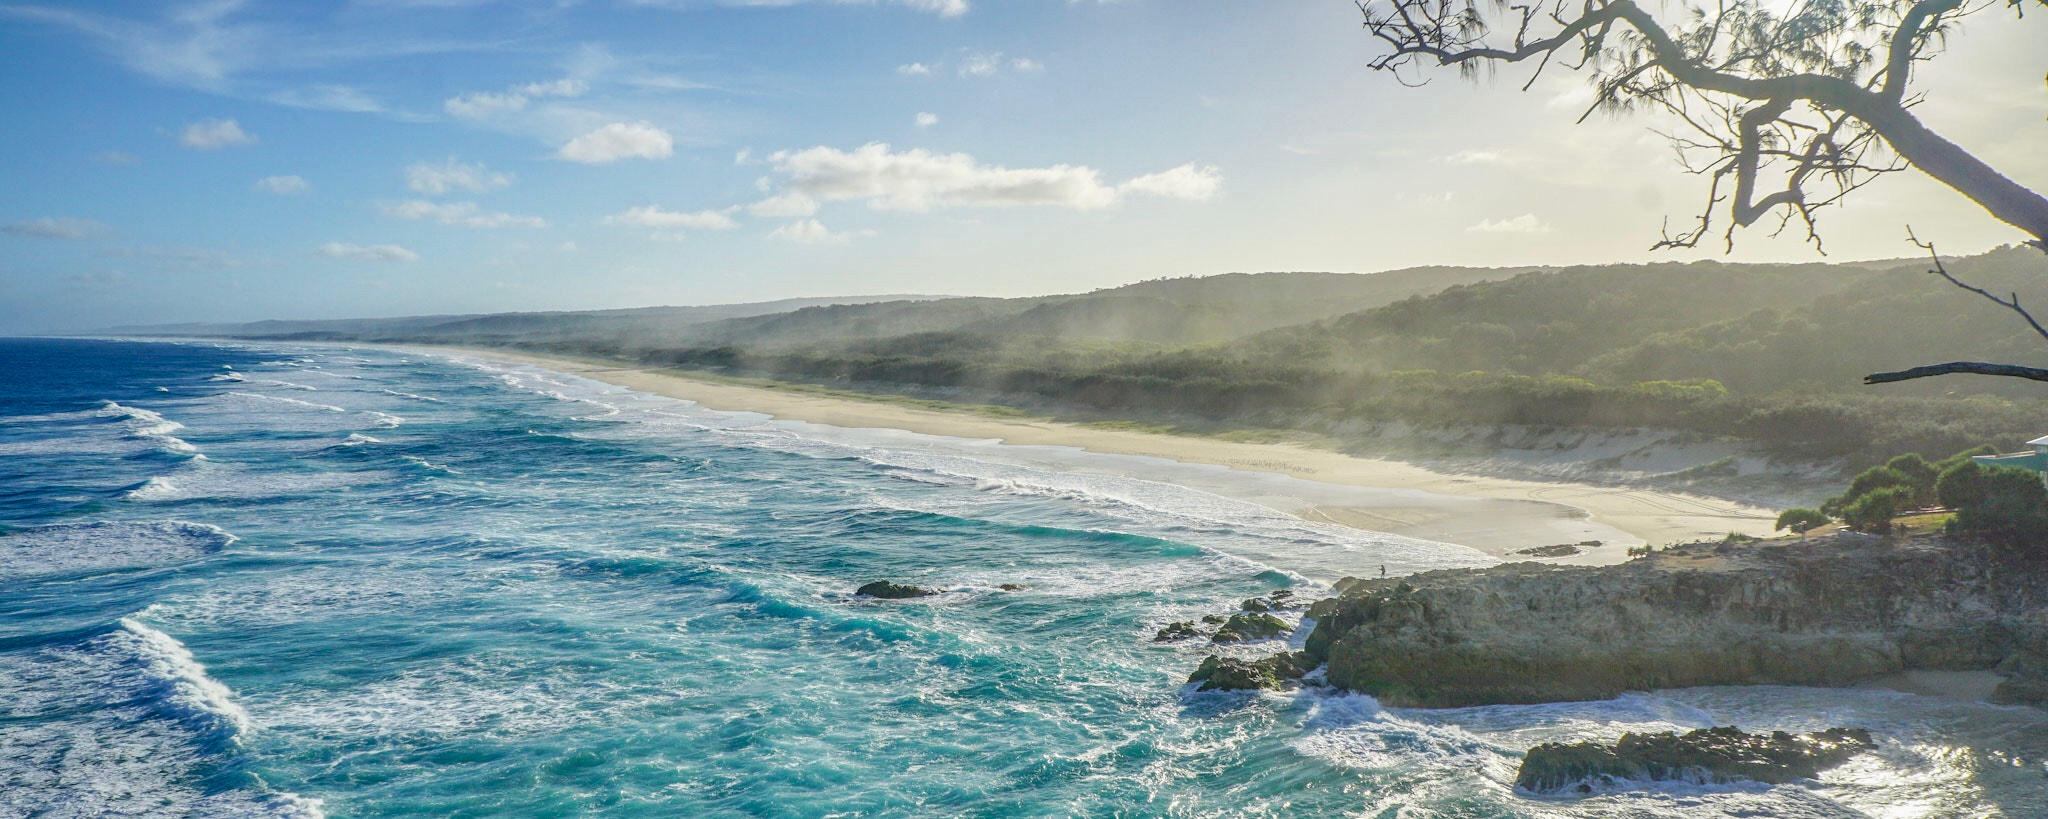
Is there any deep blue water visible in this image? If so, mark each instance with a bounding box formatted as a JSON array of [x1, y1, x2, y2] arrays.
[[2, 337, 2041, 818]]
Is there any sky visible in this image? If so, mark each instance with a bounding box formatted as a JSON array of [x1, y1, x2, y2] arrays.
[[0, 0, 2043, 333]]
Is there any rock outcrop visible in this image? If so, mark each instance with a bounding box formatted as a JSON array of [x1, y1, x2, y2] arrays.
[[855, 580, 936, 599], [1153, 621, 1200, 642], [1211, 612, 1290, 644], [1303, 533, 2048, 707], [1515, 726, 1876, 793], [1186, 652, 1312, 692]]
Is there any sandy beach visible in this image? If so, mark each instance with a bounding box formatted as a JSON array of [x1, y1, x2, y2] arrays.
[[424, 346, 1780, 565]]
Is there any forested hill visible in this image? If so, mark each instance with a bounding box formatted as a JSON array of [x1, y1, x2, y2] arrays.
[[138, 248, 2048, 469], [624, 247, 2048, 467], [112, 265, 1539, 351]]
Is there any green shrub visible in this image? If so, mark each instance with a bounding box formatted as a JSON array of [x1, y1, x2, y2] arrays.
[[1774, 508, 1831, 535], [1950, 464, 2048, 544], [1884, 453, 1938, 505], [1824, 466, 1913, 517], [1937, 459, 1992, 510], [1841, 486, 1913, 534]]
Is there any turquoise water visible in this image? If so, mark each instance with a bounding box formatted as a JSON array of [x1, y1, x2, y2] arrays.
[[2, 338, 2041, 818]]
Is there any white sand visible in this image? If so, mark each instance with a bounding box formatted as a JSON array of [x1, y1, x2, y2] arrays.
[[421, 346, 1780, 565]]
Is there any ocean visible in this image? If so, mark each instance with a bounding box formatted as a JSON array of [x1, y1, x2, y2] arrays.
[[1, 337, 2041, 817]]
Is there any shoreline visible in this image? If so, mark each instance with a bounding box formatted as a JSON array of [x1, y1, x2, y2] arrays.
[[399, 344, 1779, 565]]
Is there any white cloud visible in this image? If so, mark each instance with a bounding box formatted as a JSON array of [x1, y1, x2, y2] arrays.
[[407, 158, 513, 195], [444, 75, 586, 119], [253, 175, 310, 195], [318, 242, 418, 262], [630, 0, 965, 17], [521, 78, 586, 97], [179, 118, 254, 149], [268, 84, 383, 113], [898, 0, 967, 15], [914, 112, 939, 128], [1120, 163, 1222, 201], [766, 143, 1221, 212], [1444, 149, 1507, 165], [559, 122, 674, 163], [959, 51, 1003, 77], [3, 217, 112, 240], [382, 200, 547, 228], [896, 62, 932, 76], [769, 219, 855, 245], [746, 192, 820, 218], [445, 90, 528, 118], [608, 205, 738, 232], [1010, 57, 1042, 72], [1465, 213, 1551, 234]]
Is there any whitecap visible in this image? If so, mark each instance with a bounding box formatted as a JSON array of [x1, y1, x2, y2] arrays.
[[0, 520, 235, 580], [223, 392, 347, 413], [124, 476, 184, 501], [108, 618, 252, 741]]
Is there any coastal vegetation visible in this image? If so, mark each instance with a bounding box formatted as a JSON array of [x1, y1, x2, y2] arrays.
[[139, 248, 2048, 476]]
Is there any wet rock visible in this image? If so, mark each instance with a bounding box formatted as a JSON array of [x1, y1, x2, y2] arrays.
[[855, 580, 935, 599], [1515, 726, 1877, 793], [1211, 612, 1290, 644], [1186, 652, 1311, 691], [1239, 597, 1271, 613], [1200, 614, 1228, 625], [1511, 544, 1582, 558], [997, 583, 1026, 591], [1152, 621, 1200, 642]]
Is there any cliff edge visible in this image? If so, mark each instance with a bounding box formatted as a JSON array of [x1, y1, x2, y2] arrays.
[[1303, 532, 2048, 707]]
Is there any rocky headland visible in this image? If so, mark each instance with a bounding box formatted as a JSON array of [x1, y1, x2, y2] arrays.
[[1297, 532, 2048, 708]]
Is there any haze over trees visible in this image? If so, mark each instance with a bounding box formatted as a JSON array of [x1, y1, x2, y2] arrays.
[[152, 249, 2048, 470], [1353, 0, 2048, 384]]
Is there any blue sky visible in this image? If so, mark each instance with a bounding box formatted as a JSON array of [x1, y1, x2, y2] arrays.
[[1, 0, 2043, 333]]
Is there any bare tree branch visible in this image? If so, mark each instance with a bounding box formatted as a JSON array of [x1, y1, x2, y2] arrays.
[[1910, 229, 2048, 344], [1865, 362, 2048, 383], [1359, 0, 2048, 252]]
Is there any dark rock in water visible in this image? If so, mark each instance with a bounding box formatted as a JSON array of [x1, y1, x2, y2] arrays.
[[1200, 614, 1228, 625], [1211, 612, 1290, 644], [997, 583, 1026, 591], [1153, 621, 1200, 642], [1187, 652, 1311, 691], [1511, 543, 1582, 558], [855, 581, 936, 599], [1516, 726, 1877, 793], [1239, 597, 1271, 613]]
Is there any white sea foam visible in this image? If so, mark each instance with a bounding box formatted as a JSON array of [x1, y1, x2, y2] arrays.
[[400, 454, 462, 474], [108, 618, 252, 741], [224, 392, 347, 413], [364, 411, 405, 429], [125, 476, 185, 500], [101, 401, 201, 454], [0, 520, 235, 580], [380, 388, 446, 403], [340, 433, 384, 446], [210, 372, 248, 382], [0, 618, 319, 817]]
